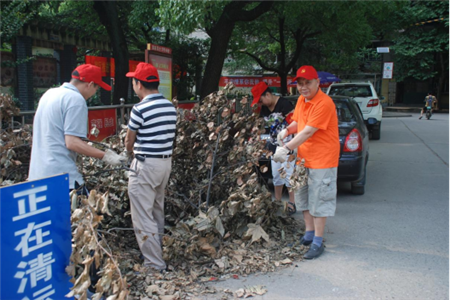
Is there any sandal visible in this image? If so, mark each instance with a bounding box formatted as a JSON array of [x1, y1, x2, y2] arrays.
[[287, 202, 297, 215]]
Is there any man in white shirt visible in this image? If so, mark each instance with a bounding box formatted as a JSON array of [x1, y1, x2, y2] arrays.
[[28, 64, 125, 189]]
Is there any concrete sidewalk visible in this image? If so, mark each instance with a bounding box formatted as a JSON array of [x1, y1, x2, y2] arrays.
[[384, 104, 449, 114]]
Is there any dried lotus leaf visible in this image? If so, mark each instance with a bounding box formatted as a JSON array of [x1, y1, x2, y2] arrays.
[[260, 165, 268, 173], [221, 108, 230, 118]]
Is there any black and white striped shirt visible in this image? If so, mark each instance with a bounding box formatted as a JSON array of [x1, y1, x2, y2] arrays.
[[128, 93, 176, 155]]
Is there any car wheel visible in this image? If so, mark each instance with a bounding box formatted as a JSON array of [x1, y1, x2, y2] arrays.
[[351, 184, 365, 195], [371, 123, 381, 140]]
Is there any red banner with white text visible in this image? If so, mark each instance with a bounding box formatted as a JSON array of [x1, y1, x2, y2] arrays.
[[87, 109, 117, 142]]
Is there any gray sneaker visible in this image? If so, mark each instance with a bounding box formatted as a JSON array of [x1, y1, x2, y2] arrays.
[[303, 243, 324, 259]]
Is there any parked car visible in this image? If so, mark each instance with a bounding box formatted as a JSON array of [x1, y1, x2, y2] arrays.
[[259, 95, 369, 195], [327, 82, 382, 140]]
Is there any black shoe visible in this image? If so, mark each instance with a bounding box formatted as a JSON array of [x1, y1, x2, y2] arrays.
[[299, 235, 313, 246], [419, 116, 423, 119], [303, 243, 324, 259]]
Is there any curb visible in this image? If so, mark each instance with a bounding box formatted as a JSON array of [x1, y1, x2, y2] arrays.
[[384, 108, 449, 114], [383, 114, 412, 118]]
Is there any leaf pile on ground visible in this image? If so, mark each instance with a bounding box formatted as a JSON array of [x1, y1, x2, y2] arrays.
[[2, 85, 309, 299], [0, 93, 32, 185]]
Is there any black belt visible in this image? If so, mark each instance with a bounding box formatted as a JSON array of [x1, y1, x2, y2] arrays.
[[135, 154, 172, 161]]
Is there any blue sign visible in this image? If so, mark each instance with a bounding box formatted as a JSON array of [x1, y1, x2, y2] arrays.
[[0, 174, 73, 299]]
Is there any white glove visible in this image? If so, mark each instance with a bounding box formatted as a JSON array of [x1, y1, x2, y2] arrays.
[[277, 129, 288, 146], [273, 146, 290, 163], [102, 149, 127, 166], [121, 150, 133, 158]]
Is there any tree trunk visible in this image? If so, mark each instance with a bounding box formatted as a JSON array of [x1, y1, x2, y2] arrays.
[[200, 22, 234, 99], [200, 1, 273, 100], [93, 1, 129, 105], [278, 17, 288, 96]]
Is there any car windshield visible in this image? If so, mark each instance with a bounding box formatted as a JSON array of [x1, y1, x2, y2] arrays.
[[329, 85, 372, 98], [335, 101, 356, 123]]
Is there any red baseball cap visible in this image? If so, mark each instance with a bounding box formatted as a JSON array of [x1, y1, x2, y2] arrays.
[[251, 81, 269, 107], [71, 64, 111, 91], [126, 62, 160, 82], [293, 65, 319, 81]]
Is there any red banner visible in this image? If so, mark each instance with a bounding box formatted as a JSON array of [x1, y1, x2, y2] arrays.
[[85, 56, 109, 77], [148, 55, 172, 72], [85, 56, 142, 78], [87, 109, 117, 142], [219, 76, 295, 87], [147, 43, 172, 55]]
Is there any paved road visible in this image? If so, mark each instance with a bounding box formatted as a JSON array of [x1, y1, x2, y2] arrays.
[[204, 112, 449, 299]]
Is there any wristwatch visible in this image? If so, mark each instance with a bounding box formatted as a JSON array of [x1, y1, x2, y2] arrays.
[[283, 145, 293, 154]]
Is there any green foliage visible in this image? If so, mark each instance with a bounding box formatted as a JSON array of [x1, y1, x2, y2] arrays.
[[168, 37, 209, 99], [0, 1, 39, 44], [37, 1, 106, 40], [86, 90, 103, 107], [1, 56, 36, 68], [157, 0, 230, 34], [391, 1, 449, 81], [231, 1, 400, 78]]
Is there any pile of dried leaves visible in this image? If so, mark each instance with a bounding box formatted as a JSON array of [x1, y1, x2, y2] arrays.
[[2, 85, 309, 299], [0, 93, 32, 186]]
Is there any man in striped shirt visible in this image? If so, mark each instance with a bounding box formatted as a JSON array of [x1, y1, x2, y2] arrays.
[[125, 62, 176, 271]]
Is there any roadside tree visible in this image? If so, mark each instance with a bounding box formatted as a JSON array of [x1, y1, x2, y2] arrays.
[[230, 1, 400, 95], [158, 0, 273, 99], [391, 0, 449, 101]]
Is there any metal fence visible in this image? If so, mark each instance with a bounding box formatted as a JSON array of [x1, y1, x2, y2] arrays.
[[10, 97, 254, 131], [10, 98, 135, 133]]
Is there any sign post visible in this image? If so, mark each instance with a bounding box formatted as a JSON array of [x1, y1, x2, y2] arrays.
[[0, 174, 73, 299], [383, 62, 394, 79], [145, 44, 173, 100]]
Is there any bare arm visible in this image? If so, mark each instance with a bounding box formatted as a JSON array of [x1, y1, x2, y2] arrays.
[[285, 125, 318, 150], [286, 121, 298, 135], [65, 135, 105, 159], [125, 129, 137, 152]]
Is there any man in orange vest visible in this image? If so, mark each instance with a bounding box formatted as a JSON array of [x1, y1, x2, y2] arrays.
[[274, 65, 340, 259]]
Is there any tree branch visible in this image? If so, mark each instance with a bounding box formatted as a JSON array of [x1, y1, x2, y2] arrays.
[[242, 51, 279, 73], [228, 1, 274, 22]]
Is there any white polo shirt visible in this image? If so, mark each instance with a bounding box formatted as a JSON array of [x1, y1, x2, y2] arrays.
[[28, 83, 88, 189]]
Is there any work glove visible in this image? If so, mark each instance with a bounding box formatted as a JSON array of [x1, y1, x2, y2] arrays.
[[273, 146, 290, 163], [121, 150, 133, 158], [102, 149, 127, 166], [277, 129, 288, 146]]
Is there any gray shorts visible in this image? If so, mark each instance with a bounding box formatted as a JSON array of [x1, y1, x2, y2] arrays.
[[294, 167, 337, 217]]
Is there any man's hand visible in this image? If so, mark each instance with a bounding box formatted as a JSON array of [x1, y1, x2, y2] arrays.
[[277, 129, 288, 146], [102, 149, 127, 166], [273, 146, 290, 163]]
